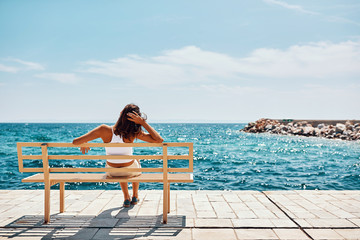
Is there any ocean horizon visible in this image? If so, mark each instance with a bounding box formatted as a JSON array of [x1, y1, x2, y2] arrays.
[[1, 123, 359, 191]]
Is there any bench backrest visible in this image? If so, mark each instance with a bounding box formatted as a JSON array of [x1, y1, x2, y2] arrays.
[[17, 142, 193, 176]]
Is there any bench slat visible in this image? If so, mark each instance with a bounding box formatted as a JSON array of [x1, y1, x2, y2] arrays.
[[22, 173, 194, 183], [22, 155, 190, 160]]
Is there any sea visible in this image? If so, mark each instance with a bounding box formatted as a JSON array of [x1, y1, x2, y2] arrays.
[[0, 123, 359, 191]]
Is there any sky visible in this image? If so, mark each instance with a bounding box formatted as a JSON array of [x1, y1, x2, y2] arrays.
[[0, 0, 359, 123]]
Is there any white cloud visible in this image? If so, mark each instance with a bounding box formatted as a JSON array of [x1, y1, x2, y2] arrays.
[[263, 0, 318, 15], [0, 58, 45, 73], [0, 63, 18, 73], [238, 41, 360, 79], [263, 0, 360, 26], [325, 16, 360, 27], [35, 73, 81, 84], [81, 41, 360, 87], [8, 58, 45, 71]]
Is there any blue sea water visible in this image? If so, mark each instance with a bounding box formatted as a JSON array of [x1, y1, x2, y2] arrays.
[[0, 123, 359, 191]]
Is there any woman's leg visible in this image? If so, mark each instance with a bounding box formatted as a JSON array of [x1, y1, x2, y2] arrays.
[[120, 182, 130, 200], [132, 182, 139, 198]]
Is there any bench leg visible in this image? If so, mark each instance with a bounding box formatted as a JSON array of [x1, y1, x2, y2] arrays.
[[44, 182, 51, 223], [60, 182, 65, 213], [167, 183, 170, 213], [163, 183, 168, 224]]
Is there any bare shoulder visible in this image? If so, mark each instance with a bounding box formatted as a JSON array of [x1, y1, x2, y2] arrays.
[[98, 124, 112, 131], [98, 124, 113, 135], [97, 124, 113, 142]]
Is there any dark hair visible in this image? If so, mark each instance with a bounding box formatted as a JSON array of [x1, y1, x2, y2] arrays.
[[114, 104, 146, 141]]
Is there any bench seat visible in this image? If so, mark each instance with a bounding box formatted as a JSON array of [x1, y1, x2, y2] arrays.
[[22, 173, 193, 183]]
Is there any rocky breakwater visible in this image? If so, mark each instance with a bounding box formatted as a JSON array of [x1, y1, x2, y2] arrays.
[[241, 119, 360, 141]]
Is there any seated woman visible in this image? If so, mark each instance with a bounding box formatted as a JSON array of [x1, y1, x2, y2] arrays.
[[72, 103, 163, 207]]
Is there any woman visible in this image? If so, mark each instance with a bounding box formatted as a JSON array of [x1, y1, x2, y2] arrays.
[[73, 104, 163, 207]]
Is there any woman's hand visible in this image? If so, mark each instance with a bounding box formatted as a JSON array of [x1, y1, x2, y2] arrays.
[[80, 147, 90, 154], [127, 111, 145, 125]]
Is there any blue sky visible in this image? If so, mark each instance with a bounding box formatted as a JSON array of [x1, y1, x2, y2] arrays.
[[0, 0, 359, 122]]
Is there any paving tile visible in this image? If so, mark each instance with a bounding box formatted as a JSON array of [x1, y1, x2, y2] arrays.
[[293, 219, 312, 228], [232, 219, 274, 228], [305, 229, 344, 240], [192, 194, 208, 202], [51, 227, 99, 239], [137, 228, 191, 239], [234, 229, 278, 240], [196, 210, 217, 218], [349, 218, 360, 227], [207, 194, 225, 202], [334, 229, 360, 240], [84, 217, 118, 227], [92, 228, 138, 240], [273, 229, 310, 239], [237, 194, 258, 202], [222, 193, 241, 203], [310, 210, 337, 218], [293, 211, 317, 219], [270, 219, 297, 227], [184, 218, 195, 228], [79, 198, 112, 215], [0, 228, 52, 239], [234, 210, 257, 219], [193, 200, 213, 212], [193, 228, 236, 240], [195, 218, 233, 227], [305, 218, 357, 228], [228, 202, 251, 211], [210, 201, 237, 218], [252, 209, 278, 218], [331, 209, 357, 218]]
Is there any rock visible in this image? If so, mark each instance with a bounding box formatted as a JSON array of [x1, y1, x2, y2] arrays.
[[336, 123, 346, 133], [328, 129, 335, 135], [265, 124, 272, 131], [343, 130, 352, 136], [241, 119, 359, 141], [298, 121, 308, 127], [248, 122, 255, 126], [281, 125, 288, 131], [345, 120, 353, 126], [314, 128, 321, 136], [346, 124, 354, 131]]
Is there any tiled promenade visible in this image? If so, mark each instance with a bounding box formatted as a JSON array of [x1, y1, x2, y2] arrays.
[[0, 190, 359, 239]]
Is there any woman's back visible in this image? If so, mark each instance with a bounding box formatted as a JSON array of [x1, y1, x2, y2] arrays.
[[106, 128, 133, 165]]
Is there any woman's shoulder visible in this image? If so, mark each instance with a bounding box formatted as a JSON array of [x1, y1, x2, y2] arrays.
[[96, 124, 113, 142], [98, 124, 113, 133], [92, 124, 111, 135], [98, 124, 112, 129]]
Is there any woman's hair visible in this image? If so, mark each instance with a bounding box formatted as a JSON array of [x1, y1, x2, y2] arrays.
[[114, 103, 146, 140]]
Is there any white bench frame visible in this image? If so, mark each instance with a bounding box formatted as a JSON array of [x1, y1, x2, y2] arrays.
[[17, 142, 193, 224]]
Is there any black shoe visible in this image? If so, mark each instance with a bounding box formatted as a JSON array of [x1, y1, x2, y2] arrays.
[[131, 197, 139, 205]]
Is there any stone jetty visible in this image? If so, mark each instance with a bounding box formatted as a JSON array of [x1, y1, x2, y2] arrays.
[[241, 119, 360, 141]]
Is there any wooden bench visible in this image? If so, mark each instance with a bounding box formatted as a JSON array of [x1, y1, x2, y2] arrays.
[[17, 142, 193, 224]]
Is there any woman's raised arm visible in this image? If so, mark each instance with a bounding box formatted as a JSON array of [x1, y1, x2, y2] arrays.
[[127, 112, 163, 143]]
